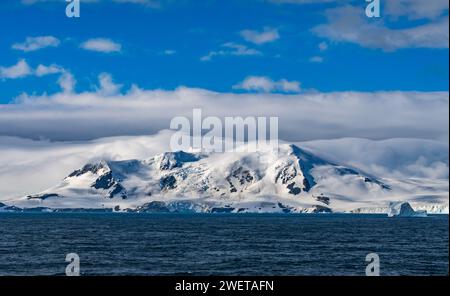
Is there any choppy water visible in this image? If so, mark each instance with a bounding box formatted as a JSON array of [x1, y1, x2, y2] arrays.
[[0, 213, 448, 276]]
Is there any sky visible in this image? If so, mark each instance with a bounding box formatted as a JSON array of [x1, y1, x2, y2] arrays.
[[0, 0, 448, 198], [0, 0, 449, 142]]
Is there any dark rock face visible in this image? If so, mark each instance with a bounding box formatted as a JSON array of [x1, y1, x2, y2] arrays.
[[235, 168, 255, 185], [226, 166, 257, 193], [67, 161, 127, 199], [364, 177, 391, 190], [277, 202, 294, 213], [275, 162, 305, 195], [335, 167, 359, 176], [314, 194, 330, 205], [381, 184, 391, 190], [160, 175, 177, 190], [276, 165, 297, 185], [89, 170, 126, 199], [68, 162, 109, 177], [237, 208, 249, 213], [108, 184, 126, 199], [302, 178, 311, 192], [287, 183, 301, 195], [211, 207, 235, 213], [92, 171, 115, 190], [27, 193, 60, 200], [312, 205, 332, 213]]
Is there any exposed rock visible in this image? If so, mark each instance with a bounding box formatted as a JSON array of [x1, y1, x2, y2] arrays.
[[311, 205, 332, 213], [27, 193, 60, 200], [287, 183, 301, 195], [160, 175, 177, 190], [92, 171, 115, 190], [314, 194, 330, 205], [211, 207, 235, 213], [68, 162, 109, 177]]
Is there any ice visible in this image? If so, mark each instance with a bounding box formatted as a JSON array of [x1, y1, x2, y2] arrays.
[[387, 202, 428, 217]]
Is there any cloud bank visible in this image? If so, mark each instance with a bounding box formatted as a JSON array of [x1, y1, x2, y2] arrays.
[[0, 75, 448, 142]]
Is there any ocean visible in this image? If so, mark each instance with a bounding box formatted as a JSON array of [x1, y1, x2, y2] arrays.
[[0, 213, 448, 276]]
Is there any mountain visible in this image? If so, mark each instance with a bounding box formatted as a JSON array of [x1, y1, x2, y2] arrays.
[[2, 144, 448, 213]]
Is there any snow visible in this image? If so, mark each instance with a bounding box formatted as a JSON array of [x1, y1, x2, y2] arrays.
[[1, 138, 447, 214], [387, 202, 428, 217]]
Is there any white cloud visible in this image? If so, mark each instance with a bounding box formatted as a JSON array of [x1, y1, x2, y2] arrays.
[[57, 72, 76, 94], [201, 43, 262, 61], [384, 0, 449, 20], [35, 64, 64, 77], [312, 5, 449, 51], [0, 131, 174, 199], [233, 76, 301, 93], [1, 60, 75, 93], [0, 74, 448, 143], [309, 56, 324, 63], [12, 36, 60, 52], [96, 73, 122, 96], [0, 59, 32, 79], [80, 38, 122, 53], [301, 138, 449, 180], [240, 27, 280, 45]]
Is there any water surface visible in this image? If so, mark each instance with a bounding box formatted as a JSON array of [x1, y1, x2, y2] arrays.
[[0, 213, 448, 275]]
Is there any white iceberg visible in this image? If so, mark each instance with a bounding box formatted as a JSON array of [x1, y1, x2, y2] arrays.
[[388, 202, 428, 217]]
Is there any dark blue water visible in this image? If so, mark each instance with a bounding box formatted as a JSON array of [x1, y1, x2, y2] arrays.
[[0, 213, 448, 276]]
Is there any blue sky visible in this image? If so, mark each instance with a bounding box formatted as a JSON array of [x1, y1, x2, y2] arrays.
[[0, 0, 448, 143], [0, 0, 448, 104]]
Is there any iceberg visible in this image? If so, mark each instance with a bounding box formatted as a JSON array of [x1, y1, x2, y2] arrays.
[[387, 202, 427, 217]]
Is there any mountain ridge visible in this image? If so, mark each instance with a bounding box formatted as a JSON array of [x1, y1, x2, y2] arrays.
[[1, 143, 448, 214]]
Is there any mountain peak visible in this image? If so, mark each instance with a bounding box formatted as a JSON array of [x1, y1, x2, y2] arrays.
[[67, 160, 111, 178], [152, 151, 201, 171]]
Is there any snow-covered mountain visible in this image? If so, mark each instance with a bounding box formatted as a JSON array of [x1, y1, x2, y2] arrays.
[[2, 143, 448, 214]]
